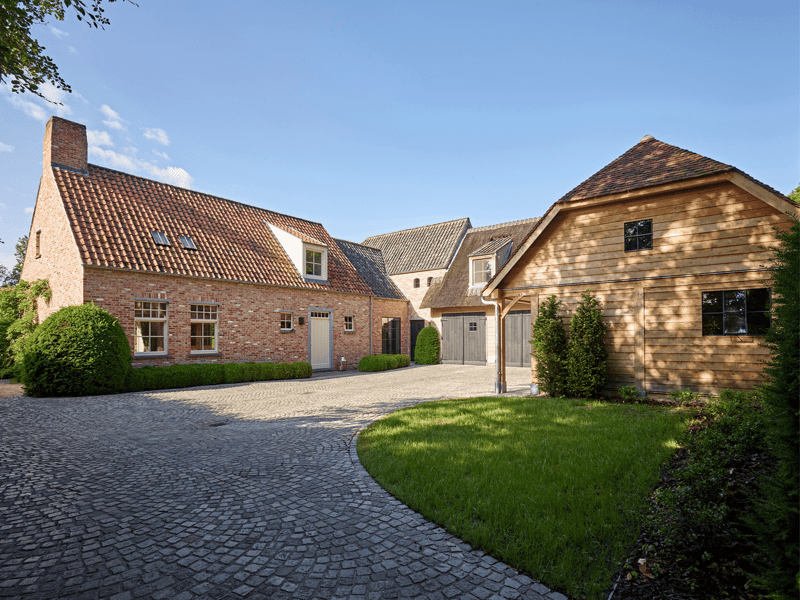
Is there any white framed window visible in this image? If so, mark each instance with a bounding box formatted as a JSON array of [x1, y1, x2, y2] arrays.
[[303, 244, 328, 280], [280, 312, 293, 331], [190, 304, 218, 352], [134, 301, 168, 354], [470, 257, 493, 286], [344, 315, 354, 332]]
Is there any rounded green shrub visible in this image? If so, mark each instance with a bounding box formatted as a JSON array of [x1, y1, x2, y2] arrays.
[[293, 361, 313, 378], [21, 304, 131, 397], [274, 362, 294, 380], [383, 354, 399, 369], [393, 354, 411, 368], [256, 362, 276, 381], [359, 355, 387, 372], [414, 326, 440, 364]]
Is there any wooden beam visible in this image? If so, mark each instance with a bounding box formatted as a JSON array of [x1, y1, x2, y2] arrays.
[[727, 172, 800, 219], [634, 286, 645, 392], [501, 294, 526, 318]]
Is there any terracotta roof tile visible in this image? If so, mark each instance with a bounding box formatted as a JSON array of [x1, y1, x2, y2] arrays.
[[361, 218, 471, 274], [53, 164, 373, 295]]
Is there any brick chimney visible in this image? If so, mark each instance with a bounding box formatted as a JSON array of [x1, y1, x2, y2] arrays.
[[44, 116, 87, 172]]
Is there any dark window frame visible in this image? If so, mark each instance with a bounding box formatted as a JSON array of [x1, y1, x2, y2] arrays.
[[427, 277, 433, 287], [624, 219, 653, 252], [701, 288, 771, 336], [413, 278, 420, 288], [381, 317, 401, 354]]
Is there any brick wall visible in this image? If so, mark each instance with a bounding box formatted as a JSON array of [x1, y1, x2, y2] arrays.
[[83, 268, 407, 369], [390, 269, 446, 325], [19, 165, 85, 321]]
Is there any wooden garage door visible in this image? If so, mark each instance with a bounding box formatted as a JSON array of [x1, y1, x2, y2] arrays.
[[505, 310, 532, 367], [442, 313, 486, 365]]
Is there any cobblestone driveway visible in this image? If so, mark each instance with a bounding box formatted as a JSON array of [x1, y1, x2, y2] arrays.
[[0, 365, 566, 600]]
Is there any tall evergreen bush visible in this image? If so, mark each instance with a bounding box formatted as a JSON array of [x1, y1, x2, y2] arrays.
[[752, 215, 799, 597], [414, 326, 440, 364], [565, 291, 608, 398], [531, 296, 567, 396]]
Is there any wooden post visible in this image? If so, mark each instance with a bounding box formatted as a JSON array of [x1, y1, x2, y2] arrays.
[[531, 293, 539, 394], [498, 296, 506, 393], [634, 286, 645, 393]]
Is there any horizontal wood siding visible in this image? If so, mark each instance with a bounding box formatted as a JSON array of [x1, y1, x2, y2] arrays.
[[504, 182, 788, 290], [503, 182, 788, 395]]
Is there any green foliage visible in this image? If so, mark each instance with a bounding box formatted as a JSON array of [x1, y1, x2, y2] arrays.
[[393, 354, 411, 368], [617, 385, 641, 402], [751, 216, 800, 597], [0, 235, 27, 287], [414, 326, 440, 364], [0, 316, 15, 377], [565, 291, 608, 398], [124, 360, 306, 392], [383, 354, 399, 369], [359, 355, 388, 372], [531, 296, 568, 396], [1, 0, 135, 99], [293, 361, 312, 378], [0, 279, 51, 377], [668, 389, 702, 404], [21, 303, 131, 396], [648, 390, 767, 564]]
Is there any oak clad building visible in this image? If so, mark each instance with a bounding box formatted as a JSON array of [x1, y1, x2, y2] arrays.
[[21, 117, 408, 371], [484, 135, 799, 394]]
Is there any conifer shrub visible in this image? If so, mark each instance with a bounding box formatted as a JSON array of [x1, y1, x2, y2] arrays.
[[531, 296, 568, 396], [752, 215, 799, 597], [565, 291, 608, 398], [414, 326, 440, 364], [21, 304, 131, 397]]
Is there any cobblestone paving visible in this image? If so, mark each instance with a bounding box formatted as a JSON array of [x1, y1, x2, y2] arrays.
[[0, 365, 567, 600]]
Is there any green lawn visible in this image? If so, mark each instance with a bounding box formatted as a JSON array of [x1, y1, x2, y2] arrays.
[[357, 396, 692, 599]]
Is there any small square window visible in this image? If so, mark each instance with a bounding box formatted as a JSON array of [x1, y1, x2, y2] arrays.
[[280, 312, 293, 331], [151, 231, 171, 246], [624, 219, 652, 252], [413, 278, 420, 288], [344, 315, 354, 332], [469, 322, 477, 332]]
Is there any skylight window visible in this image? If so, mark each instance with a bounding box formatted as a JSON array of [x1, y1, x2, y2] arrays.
[[151, 231, 170, 246], [178, 235, 197, 250]]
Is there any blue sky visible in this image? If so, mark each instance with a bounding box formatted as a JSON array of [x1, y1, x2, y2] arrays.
[[1, 1, 798, 270]]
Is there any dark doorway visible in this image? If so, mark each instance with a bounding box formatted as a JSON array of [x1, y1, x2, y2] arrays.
[[409, 319, 425, 362]]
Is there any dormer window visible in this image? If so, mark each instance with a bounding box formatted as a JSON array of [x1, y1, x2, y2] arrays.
[[306, 249, 322, 277], [471, 257, 493, 286], [151, 231, 170, 246], [266, 222, 328, 282]]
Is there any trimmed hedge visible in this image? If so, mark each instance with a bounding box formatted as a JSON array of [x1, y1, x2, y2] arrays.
[[125, 360, 312, 393], [21, 304, 131, 397], [358, 354, 411, 372], [414, 326, 440, 364]]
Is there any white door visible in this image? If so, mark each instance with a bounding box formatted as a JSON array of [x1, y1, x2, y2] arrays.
[[309, 311, 331, 369]]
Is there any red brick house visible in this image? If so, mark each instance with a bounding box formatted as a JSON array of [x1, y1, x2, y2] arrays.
[[22, 117, 408, 370]]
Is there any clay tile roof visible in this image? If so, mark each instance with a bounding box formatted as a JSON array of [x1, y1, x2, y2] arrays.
[[558, 136, 790, 203], [361, 218, 471, 275], [421, 218, 539, 309], [53, 164, 373, 295], [468, 237, 512, 257], [282, 225, 326, 247], [334, 240, 405, 300]]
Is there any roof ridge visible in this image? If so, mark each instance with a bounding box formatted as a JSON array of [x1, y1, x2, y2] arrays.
[[363, 217, 471, 240], [468, 217, 539, 232], [82, 163, 326, 228]]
